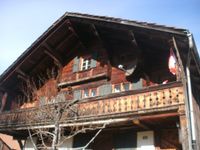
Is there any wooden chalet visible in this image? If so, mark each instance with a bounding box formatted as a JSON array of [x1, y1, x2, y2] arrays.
[[0, 12, 200, 150]]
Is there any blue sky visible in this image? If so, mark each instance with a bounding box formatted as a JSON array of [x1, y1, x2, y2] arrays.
[[0, 0, 199, 74]]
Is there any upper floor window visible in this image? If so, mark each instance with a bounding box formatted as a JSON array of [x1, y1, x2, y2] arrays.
[[113, 84, 121, 93], [81, 58, 92, 71], [72, 52, 97, 73], [91, 89, 97, 97], [83, 89, 89, 98], [82, 88, 97, 99], [112, 83, 131, 93], [123, 83, 130, 91]]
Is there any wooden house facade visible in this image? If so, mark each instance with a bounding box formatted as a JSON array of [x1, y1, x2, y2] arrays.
[[0, 13, 200, 150]]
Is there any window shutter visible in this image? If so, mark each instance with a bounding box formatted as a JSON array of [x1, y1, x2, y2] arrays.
[[73, 90, 81, 100], [132, 79, 143, 90], [73, 56, 80, 72], [91, 52, 97, 68], [99, 84, 112, 96]]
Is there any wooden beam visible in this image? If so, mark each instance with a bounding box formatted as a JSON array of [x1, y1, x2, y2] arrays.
[[90, 24, 100, 37], [58, 73, 108, 88], [17, 74, 28, 82], [56, 32, 75, 50], [28, 55, 48, 75], [129, 30, 138, 47], [65, 19, 87, 50], [16, 69, 27, 77], [89, 24, 112, 79], [139, 112, 179, 120], [43, 43, 64, 67], [172, 37, 185, 77], [0, 20, 69, 85], [16, 69, 29, 82], [132, 119, 149, 129]]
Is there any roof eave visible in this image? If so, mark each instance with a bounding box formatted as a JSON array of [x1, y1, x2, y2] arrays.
[[0, 12, 190, 86]]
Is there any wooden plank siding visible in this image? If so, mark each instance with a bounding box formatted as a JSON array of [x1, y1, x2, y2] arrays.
[[192, 97, 200, 150]]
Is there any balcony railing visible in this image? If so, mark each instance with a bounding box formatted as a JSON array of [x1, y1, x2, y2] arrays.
[[0, 82, 184, 130]]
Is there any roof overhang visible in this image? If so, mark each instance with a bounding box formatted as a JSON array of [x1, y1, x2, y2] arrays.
[[0, 12, 199, 93]]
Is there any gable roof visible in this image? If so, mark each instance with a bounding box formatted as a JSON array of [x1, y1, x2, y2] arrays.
[[0, 12, 199, 92]]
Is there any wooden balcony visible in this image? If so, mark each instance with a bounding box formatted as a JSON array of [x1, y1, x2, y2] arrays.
[[0, 82, 184, 130]]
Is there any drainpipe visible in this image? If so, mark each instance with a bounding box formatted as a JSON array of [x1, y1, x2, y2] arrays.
[[186, 33, 196, 149]]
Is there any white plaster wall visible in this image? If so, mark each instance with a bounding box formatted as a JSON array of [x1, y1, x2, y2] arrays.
[[137, 131, 155, 150]]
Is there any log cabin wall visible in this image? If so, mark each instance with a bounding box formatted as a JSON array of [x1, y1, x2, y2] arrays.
[[59, 47, 109, 84], [36, 78, 58, 99], [58, 41, 110, 99], [58, 48, 144, 100], [19, 78, 58, 109]]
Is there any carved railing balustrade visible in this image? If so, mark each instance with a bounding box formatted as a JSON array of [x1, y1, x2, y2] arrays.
[[0, 82, 184, 129]]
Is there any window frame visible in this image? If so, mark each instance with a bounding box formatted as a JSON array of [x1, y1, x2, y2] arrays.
[[82, 88, 98, 99], [91, 88, 97, 97], [81, 57, 92, 71], [123, 83, 130, 91], [82, 89, 89, 98], [113, 84, 121, 93], [112, 82, 131, 93]]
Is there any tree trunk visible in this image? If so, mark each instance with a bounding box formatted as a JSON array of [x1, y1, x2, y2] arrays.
[[52, 122, 59, 150]]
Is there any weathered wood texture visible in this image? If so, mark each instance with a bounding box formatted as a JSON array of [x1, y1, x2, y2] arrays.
[[193, 97, 200, 150], [59, 49, 109, 83], [14, 44, 161, 109], [19, 78, 58, 109], [78, 85, 184, 117], [0, 84, 184, 130], [155, 129, 181, 150], [36, 78, 58, 99], [179, 114, 189, 150]]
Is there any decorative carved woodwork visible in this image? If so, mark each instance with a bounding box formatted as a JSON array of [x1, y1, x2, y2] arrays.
[[0, 83, 184, 130]]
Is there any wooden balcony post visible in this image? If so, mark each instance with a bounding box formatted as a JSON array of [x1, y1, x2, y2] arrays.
[[179, 106, 190, 150]]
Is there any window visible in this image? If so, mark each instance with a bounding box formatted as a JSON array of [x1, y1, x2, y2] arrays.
[[82, 88, 97, 98], [123, 83, 130, 91], [81, 58, 92, 71], [91, 89, 97, 97], [73, 53, 97, 73], [114, 84, 121, 93], [113, 83, 131, 93], [83, 89, 89, 98]]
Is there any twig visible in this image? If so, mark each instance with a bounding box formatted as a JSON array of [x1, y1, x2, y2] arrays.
[[28, 128, 38, 150], [73, 123, 107, 150]]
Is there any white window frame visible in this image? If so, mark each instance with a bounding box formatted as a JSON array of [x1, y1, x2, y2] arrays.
[[81, 58, 92, 71], [91, 89, 97, 97], [113, 84, 121, 93], [83, 89, 89, 98], [123, 83, 130, 91], [113, 82, 131, 93], [82, 88, 97, 98]]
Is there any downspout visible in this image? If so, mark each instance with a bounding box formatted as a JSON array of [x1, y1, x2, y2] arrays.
[[187, 33, 196, 149], [172, 36, 192, 150]]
